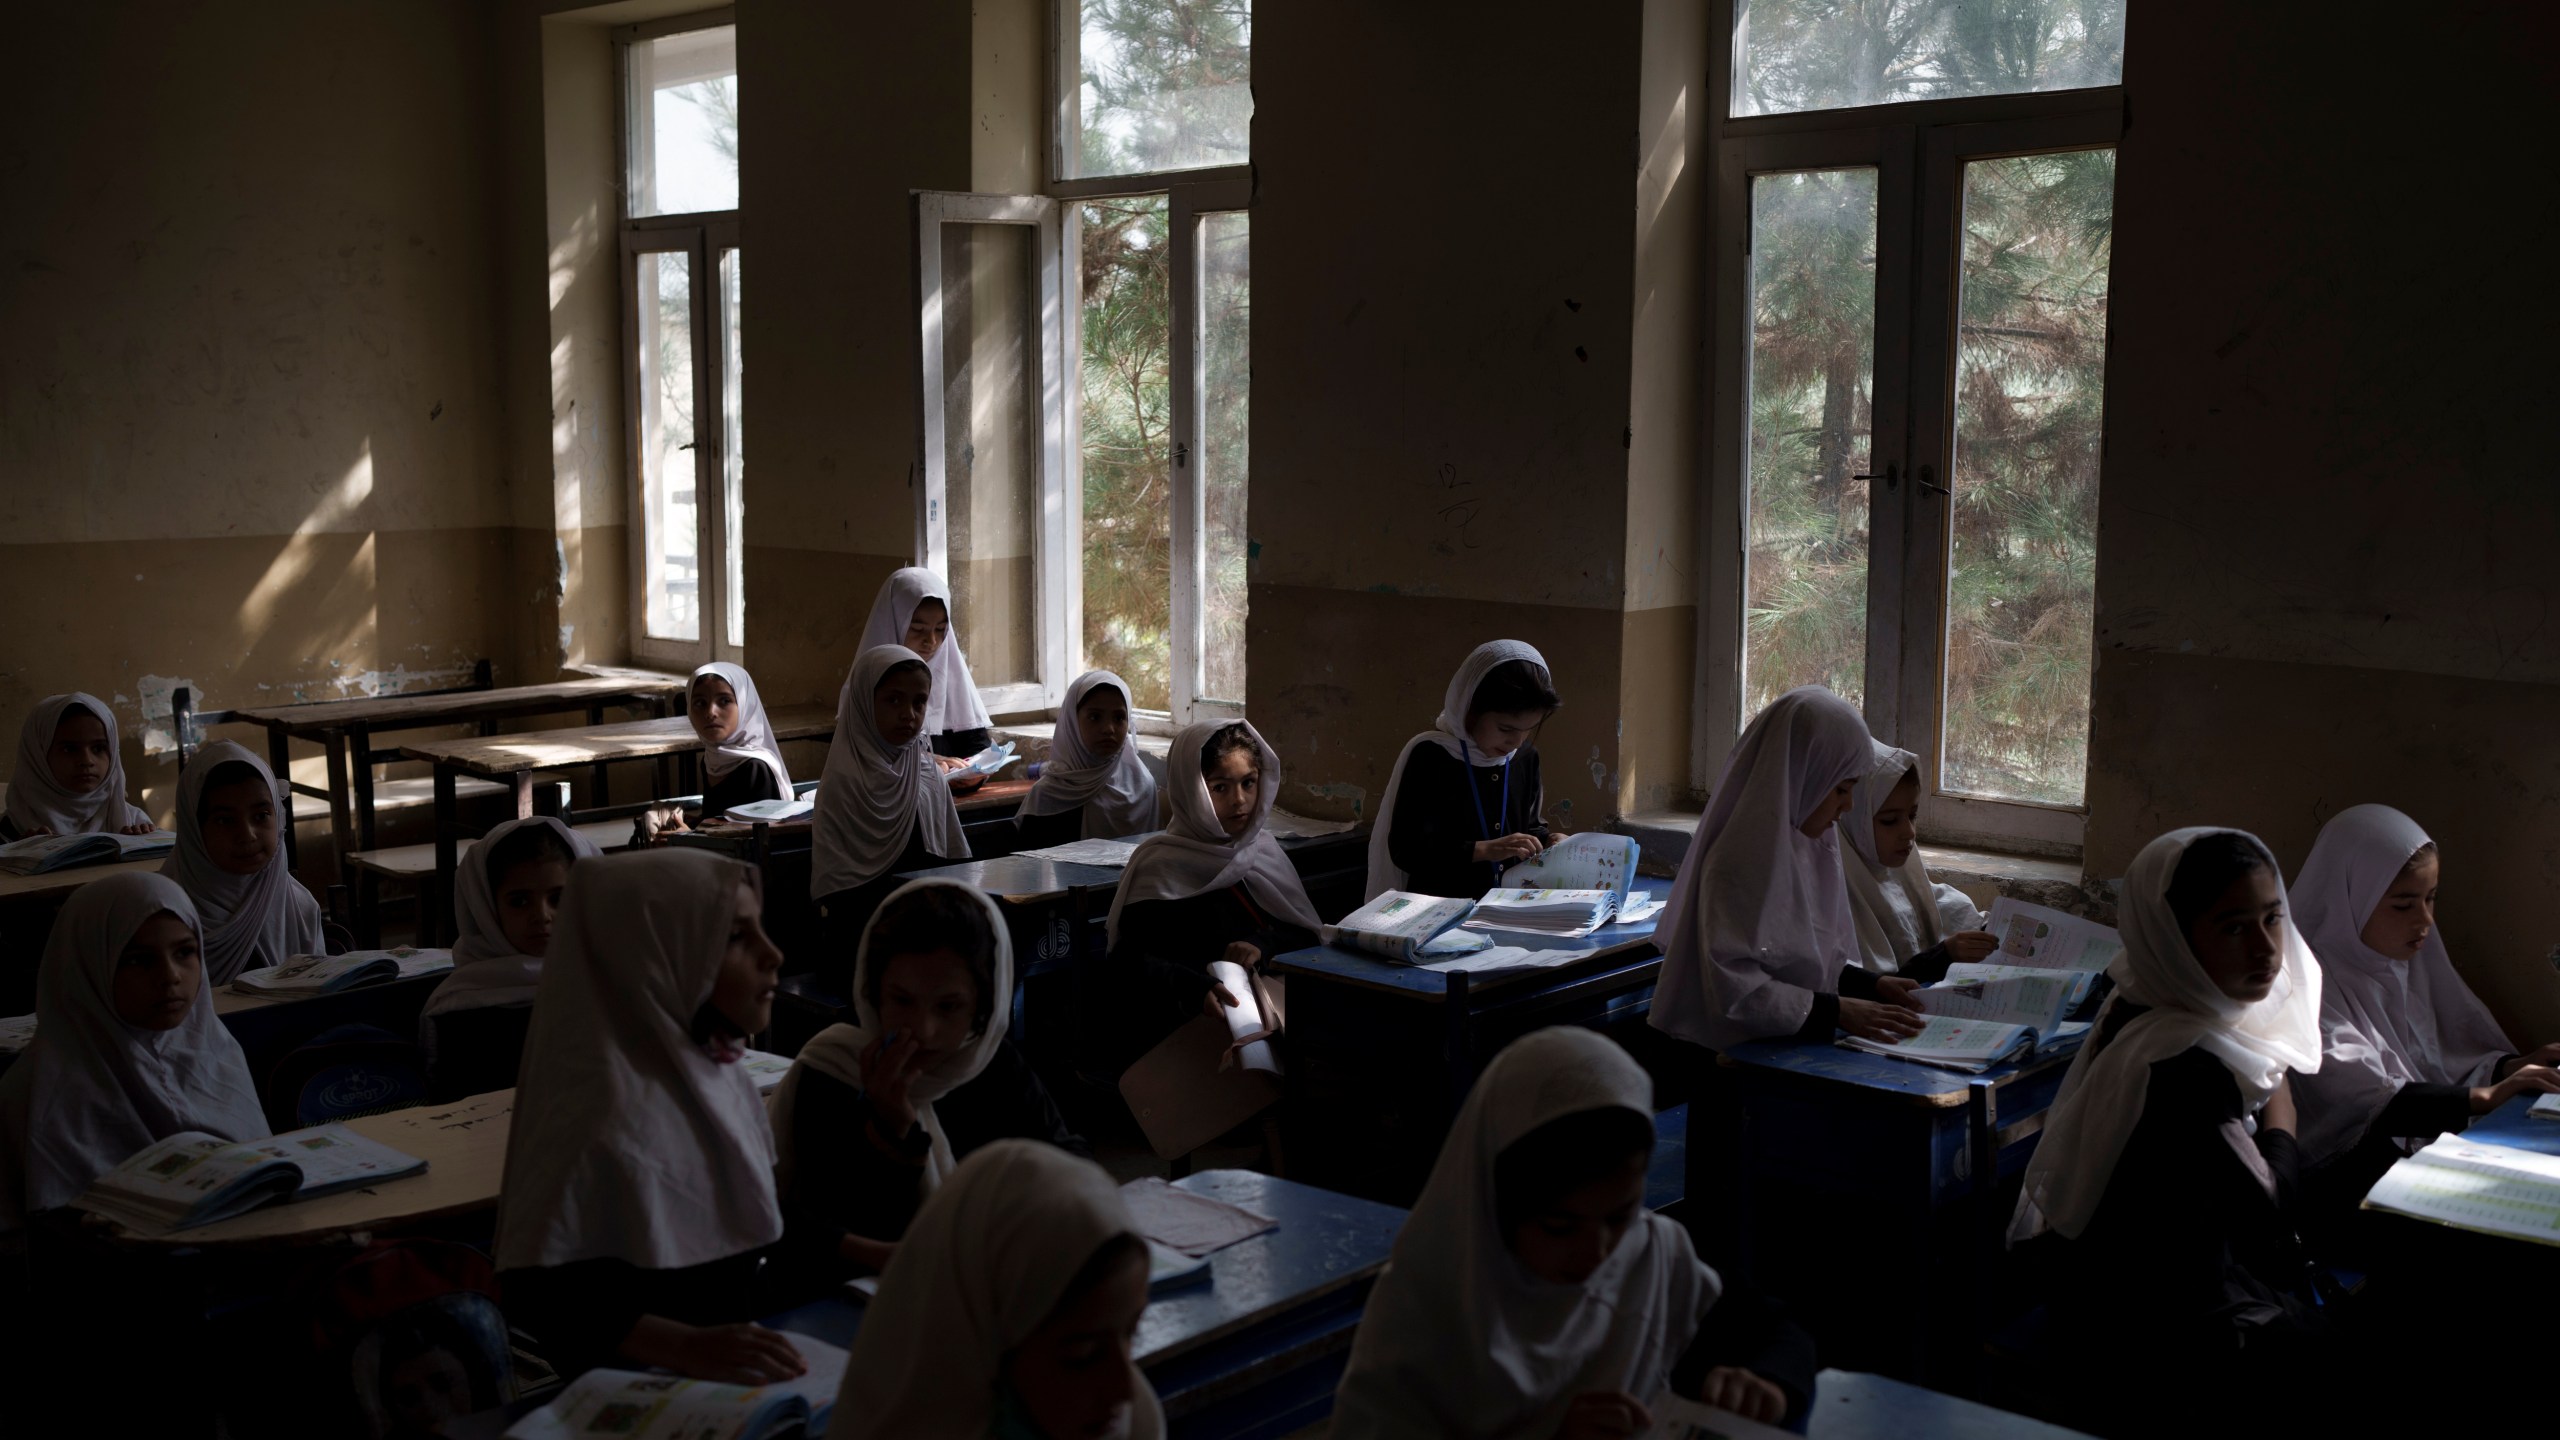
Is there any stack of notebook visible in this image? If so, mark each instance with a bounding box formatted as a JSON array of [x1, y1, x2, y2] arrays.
[[1466, 887, 1618, 937]]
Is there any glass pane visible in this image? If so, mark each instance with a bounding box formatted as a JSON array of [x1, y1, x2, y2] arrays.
[[1079, 196, 1173, 711], [1939, 148, 2113, 806], [1197, 210, 1250, 708], [628, 25, 739, 216], [718, 247, 746, 650], [1743, 169, 1878, 721], [1065, 0, 1251, 180], [637, 250, 699, 643], [939, 224, 1040, 690], [1734, 0, 2126, 117]]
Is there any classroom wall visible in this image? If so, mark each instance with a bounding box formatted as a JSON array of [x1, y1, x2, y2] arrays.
[[2087, 3, 2560, 1038], [1, 0, 521, 820]]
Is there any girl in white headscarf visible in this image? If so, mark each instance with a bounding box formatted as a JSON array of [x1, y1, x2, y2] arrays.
[[1100, 720, 1322, 1074], [2288, 805, 2558, 1208], [858, 567, 996, 771], [689, 661, 794, 816], [773, 879, 1086, 1280], [419, 816, 600, 1100], [829, 1140, 1162, 1440], [4, 692, 155, 839], [1333, 1028, 1813, 1439], [2009, 829, 2328, 1433], [160, 741, 324, 984], [1, 873, 266, 1231], [1366, 640, 1560, 902], [1836, 741, 1996, 978], [811, 645, 973, 984], [1016, 670, 1160, 848], [496, 849, 807, 1385], [1648, 687, 1924, 1054]]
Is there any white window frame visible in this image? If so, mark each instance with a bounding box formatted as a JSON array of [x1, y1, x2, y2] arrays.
[[1696, 2, 2122, 855], [615, 9, 743, 671]]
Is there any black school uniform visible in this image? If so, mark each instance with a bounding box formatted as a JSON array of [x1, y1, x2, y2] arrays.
[[501, 1249, 772, 1380], [929, 728, 992, 760], [1099, 885, 1318, 1074], [1013, 804, 1083, 852], [701, 761, 784, 819], [1385, 743, 1552, 899], [424, 1004, 535, 1102]]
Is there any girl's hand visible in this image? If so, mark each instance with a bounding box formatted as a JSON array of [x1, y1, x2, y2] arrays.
[[839, 1233, 897, 1272], [2501, 1043, 2560, 1076], [1203, 982, 1242, 1019], [1471, 833, 1547, 865], [2472, 1064, 2560, 1114], [21, 824, 53, 838], [1945, 930, 2001, 964], [1838, 996, 1925, 1042], [860, 1031, 927, 1137], [1557, 1390, 1652, 1440], [118, 821, 156, 836], [1875, 975, 1924, 1007], [1698, 1366, 1790, 1424], [677, 1324, 807, 1385], [931, 752, 970, 773], [2258, 1073, 2297, 1134], [1221, 940, 1264, 971]]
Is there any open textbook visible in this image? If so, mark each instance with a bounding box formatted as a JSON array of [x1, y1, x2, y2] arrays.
[[2532, 1092, 2560, 1122], [721, 795, 814, 822], [230, 947, 455, 997], [1014, 834, 1149, 868], [2362, 1134, 2560, 1246], [1330, 889, 1477, 961], [1984, 896, 2122, 972], [1498, 832, 1640, 903], [74, 1125, 429, 1234], [0, 829, 174, 875], [1839, 969, 2088, 1072], [1466, 887, 1620, 938], [1641, 1390, 1796, 1440], [506, 1332, 848, 1440]]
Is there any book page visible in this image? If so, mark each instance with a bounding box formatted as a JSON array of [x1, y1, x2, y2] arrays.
[[1983, 897, 2124, 971], [1498, 832, 1640, 900], [2532, 1093, 2560, 1122], [247, 1124, 427, 1193], [2363, 1135, 2560, 1246], [1843, 1014, 2034, 1065], [1643, 1390, 1797, 1440], [1914, 972, 2075, 1033], [508, 1332, 847, 1440], [1015, 835, 1148, 868], [233, 952, 394, 993], [1207, 959, 1279, 1074]]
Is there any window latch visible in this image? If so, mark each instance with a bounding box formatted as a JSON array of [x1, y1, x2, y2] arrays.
[[1174, 441, 1189, 469], [1852, 463, 1899, 490], [1916, 464, 1951, 497]]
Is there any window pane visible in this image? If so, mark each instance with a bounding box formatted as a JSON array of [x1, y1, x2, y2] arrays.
[[628, 25, 739, 216], [718, 247, 745, 650], [1939, 149, 2113, 806], [1734, 0, 2126, 117], [637, 250, 699, 643], [1064, 1, 1251, 180], [939, 225, 1041, 691], [1197, 210, 1249, 708], [1743, 169, 1878, 721], [1079, 197, 1173, 711]]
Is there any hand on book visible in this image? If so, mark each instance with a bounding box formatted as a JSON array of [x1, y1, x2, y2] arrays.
[[2501, 1043, 2560, 1077], [1203, 981, 1243, 1019], [647, 1321, 807, 1385], [932, 752, 971, 773], [948, 768, 987, 792], [1697, 1366, 1790, 1424], [1944, 930, 2001, 964], [1839, 996, 1925, 1043], [1472, 833, 1548, 865], [2473, 1064, 2560, 1115], [1558, 1390, 1651, 1440]]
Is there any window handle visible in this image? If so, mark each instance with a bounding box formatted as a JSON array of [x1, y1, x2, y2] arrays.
[[1916, 464, 1950, 497], [1852, 463, 1898, 490]]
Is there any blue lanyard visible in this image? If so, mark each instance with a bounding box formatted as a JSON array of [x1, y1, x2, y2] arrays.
[[1459, 738, 1510, 882]]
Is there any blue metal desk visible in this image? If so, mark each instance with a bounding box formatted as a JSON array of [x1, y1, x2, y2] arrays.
[[1808, 1368, 2092, 1438], [2455, 1092, 2560, 1156], [760, 1169, 1406, 1440]]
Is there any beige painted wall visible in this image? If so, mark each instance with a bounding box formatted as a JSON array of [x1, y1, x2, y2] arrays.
[[2, 0, 521, 823], [2088, 3, 2559, 1038]]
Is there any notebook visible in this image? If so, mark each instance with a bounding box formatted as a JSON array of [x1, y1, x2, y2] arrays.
[[1466, 887, 1619, 938], [1329, 890, 1477, 962]]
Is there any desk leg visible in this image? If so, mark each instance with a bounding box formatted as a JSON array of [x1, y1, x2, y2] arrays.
[[320, 733, 355, 886], [267, 725, 301, 873], [586, 702, 608, 807], [350, 722, 379, 853], [511, 770, 535, 821], [433, 765, 459, 948], [1443, 971, 1473, 1114]]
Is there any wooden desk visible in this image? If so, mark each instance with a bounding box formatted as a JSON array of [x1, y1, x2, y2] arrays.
[[214, 971, 448, 1083], [0, 854, 166, 905], [896, 852, 1130, 1046], [0, 857, 176, 1013], [399, 705, 834, 939], [756, 1169, 1406, 1439], [1808, 1369, 2091, 1439], [231, 674, 687, 874], [102, 1089, 512, 1249], [1715, 1036, 2084, 1386]]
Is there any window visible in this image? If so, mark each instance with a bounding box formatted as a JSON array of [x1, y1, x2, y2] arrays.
[[913, 2, 1250, 722], [618, 14, 744, 668], [1702, 1, 2122, 852]]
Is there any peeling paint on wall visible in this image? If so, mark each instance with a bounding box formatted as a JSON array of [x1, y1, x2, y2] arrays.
[[1296, 780, 1368, 821], [134, 674, 196, 757]]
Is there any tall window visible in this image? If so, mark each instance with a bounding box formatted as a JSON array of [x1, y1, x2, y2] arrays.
[[1704, 0, 2124, 852], [619, 14, 744, 668], [914, 2, 1250, 722]]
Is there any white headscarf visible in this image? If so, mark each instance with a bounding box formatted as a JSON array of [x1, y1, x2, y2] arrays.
[[1837, 741, 1981, 973], [160, 741, 324, 985], [2011, 828, 2325, 1243], [495, 849, 782, 1271], [811, 646, 972, 900], [0, 874, 267, 1230], [828, 1140, 1163, 1440], [2289, 805, 2512, 1164], [773, 879, 1016, 1193], [1333, 1027, 1715, 1440], [6, 692, 153, 836], [1647, 687, 1872, 1051], [858, 567, 994, 736], [1107, 720, 1321, 948], [690, 662, 793, 802], [1364, 640, 1552, 902], [420, 817, 600, 1022], [1020, 670, 1159, 839]]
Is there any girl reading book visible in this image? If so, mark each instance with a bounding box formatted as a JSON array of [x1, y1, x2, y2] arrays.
[[3, 692, 155, 839], [773, 878, 1085, 1283], [1, 872, 265, 1230], [420, 816, 599, 1101], [810, 645, 972, 984], [495, 849, 807, 1385], [1837, 741, 1997, 980], [829, 1140, 1161, 1440], [1015, 669, 1159, 848], [1332, 1027, 1813, 1438], [162, 741, 325, 984], [1366, 640, 1560, 902], [857, 567, 994, 779]]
